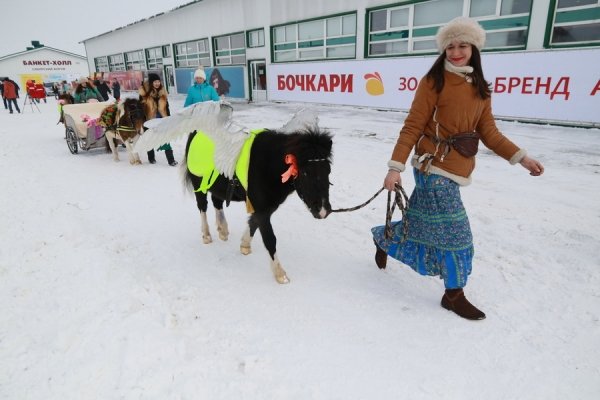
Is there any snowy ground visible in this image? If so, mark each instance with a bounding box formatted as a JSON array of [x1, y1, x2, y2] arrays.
[[1, 94, 599, 399]]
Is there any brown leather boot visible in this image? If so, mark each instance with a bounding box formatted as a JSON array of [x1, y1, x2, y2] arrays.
[[441, 289, 486, 320], [374, 241, 387, 269]]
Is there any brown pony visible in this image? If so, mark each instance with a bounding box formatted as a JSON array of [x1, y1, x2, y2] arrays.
[[99, 99, 146, 164]]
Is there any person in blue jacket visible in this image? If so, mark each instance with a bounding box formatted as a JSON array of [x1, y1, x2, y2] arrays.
[[184, 68, 220, 107]]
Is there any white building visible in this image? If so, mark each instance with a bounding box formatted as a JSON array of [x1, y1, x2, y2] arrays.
[[0, 44, 89, 89], [82, 0, 600, 126]]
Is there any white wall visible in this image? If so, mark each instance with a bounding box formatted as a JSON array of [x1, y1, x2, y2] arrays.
[[0, 48, 89, 85]]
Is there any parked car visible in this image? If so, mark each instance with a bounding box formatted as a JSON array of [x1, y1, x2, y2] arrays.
[[44, 82, 56, 96]]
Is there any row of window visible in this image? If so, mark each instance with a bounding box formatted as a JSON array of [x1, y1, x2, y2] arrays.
[[95, 45, 172, 72], [95, 30, 264, 72], [94, 0, 599, 72]]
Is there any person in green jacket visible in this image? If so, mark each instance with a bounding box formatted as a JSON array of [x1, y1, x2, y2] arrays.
[[73, 77, 103, 103]]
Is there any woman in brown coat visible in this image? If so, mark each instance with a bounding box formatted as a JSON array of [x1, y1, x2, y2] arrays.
[[372, 17, 544, 321], [139, 73, 177, 166]]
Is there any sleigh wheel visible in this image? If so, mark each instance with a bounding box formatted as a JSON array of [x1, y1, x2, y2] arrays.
[[66, 127, 78, 154]]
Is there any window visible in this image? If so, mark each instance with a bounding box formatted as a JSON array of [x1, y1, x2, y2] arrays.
[[174, 39, 210, 67], [146, 46, 164, 70], [214, 32, 246, 65], [108, 54, 125, 71], [125, 50, 145, 70], [95, 56, 109, 73], [272, 13, 356, 62], [549, 0, 600, 46], [247, 28, 265, 47], [367, 0, 532, 57], [162, 45, 172, 58]]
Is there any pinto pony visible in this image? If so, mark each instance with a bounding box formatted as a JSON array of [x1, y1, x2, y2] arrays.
[[185, 126, 333, 283], [135, 101, 333, 283], [99, 99, 146, 164]]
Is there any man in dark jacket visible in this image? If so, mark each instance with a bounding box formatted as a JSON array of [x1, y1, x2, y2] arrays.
[[3, 78, 20, 113], [111, 78, 121, 101], [94, 77, 112, 101]]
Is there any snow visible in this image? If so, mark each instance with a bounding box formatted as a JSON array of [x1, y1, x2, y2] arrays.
[[1, 94, 599, 399]]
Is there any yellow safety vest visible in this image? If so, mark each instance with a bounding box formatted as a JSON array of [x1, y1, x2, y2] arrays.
[[187, 128, 266, 193]]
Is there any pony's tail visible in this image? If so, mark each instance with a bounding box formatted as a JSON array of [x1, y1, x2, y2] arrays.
[[180, 131, 197, 194]]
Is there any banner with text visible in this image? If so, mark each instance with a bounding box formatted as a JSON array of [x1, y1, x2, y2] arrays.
[[267, 48, 600, 125]]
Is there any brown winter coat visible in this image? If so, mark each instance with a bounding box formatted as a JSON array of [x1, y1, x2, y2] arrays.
[[138, 82, 168, 119], [390, 71, 524, 185]]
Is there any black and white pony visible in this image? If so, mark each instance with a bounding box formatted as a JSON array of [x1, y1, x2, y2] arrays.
[[135, 101, 333, 283]]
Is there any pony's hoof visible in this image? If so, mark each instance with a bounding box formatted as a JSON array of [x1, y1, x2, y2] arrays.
[[113, 158, 120, 162], [218, 228, 229, 241], [135, 160, 142, 165], [276, 274, 290, 284], [203, 235, 213, 244], [240, 245, 251, 255]]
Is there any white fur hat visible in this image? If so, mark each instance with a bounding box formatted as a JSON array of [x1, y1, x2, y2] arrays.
[[194, 68, 206, 80], [436, 17, 486, 53], [78, 76, 88, 84]]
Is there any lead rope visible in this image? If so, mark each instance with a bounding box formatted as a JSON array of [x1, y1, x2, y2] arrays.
[[385, 184, 410, 242], [331, 184, 410, 242]]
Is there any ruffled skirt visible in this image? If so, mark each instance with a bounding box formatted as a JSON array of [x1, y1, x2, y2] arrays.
[[371, 169, 473, 288]]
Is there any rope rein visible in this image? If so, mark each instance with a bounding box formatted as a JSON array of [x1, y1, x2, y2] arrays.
[[331, 184, 410, 242], [331, 187, 386, 213]]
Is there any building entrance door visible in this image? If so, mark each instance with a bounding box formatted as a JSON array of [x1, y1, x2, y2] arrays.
[[164, 65, 175, 93], [249, 60, 267, 102]]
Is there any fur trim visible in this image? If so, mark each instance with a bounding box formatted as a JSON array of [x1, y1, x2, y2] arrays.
[[387, 160, 406, 173], [436, 17, 486, 53], [410, 155, 472, 186], [509, 148, 527, 165]]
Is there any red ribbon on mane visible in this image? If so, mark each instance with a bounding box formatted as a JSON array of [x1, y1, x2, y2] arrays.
[[281, 154, 298, 183]]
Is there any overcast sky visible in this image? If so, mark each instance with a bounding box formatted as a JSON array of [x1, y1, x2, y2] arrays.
[[2, 0, 193, 56]]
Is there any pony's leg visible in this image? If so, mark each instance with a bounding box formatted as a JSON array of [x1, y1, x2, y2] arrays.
[[270, 253, 289, 285], [240, 215, 259, 255], [253, 214, 290, 284], [212, 195, 228, 241], [200, 212, 212, 244], [123, 139, 140, 165], [194, 191, 212, 244], [106, 131, 119, 161], [131, 135, 142, 164]]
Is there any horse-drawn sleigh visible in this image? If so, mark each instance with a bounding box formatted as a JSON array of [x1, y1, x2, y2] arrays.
[[61, 100, 111, 154]]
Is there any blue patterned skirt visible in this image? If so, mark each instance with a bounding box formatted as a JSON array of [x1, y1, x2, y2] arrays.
[[371, 169, 473, 288]]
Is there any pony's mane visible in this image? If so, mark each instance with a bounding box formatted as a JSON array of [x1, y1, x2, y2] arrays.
[[283, 128, 333, 167]]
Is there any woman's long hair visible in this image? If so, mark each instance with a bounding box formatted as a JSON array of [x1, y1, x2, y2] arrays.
[[426, 46, 491, 99], [209, 68, 230, 96]]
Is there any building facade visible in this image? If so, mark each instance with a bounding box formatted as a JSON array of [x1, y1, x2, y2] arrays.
[[81, 0, 600, 126], [0, 46, 89, 90]]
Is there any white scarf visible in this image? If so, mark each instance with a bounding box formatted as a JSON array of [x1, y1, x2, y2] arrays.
[[444, 59, 473, 83]]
